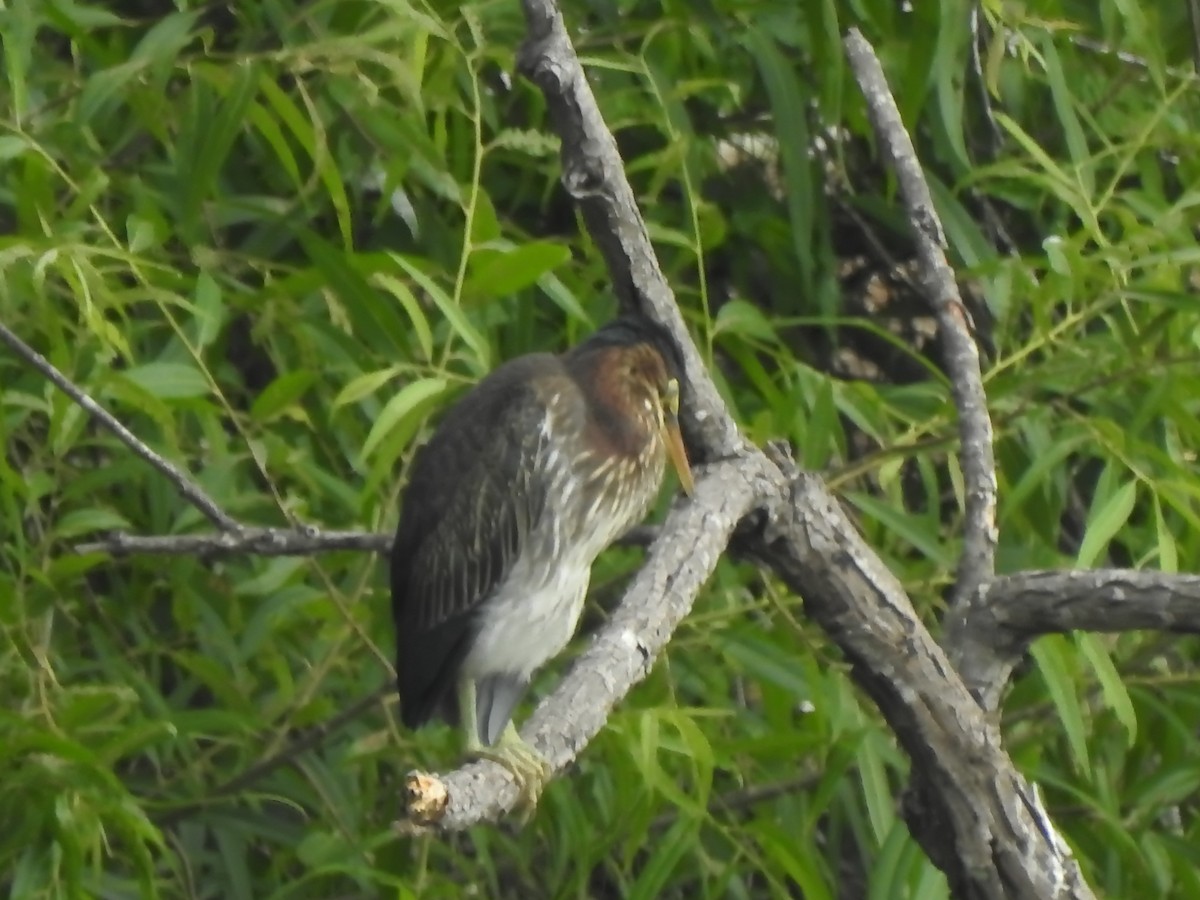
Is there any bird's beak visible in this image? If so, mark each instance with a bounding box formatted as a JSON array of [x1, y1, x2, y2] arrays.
[[664, 415, 694, 496]]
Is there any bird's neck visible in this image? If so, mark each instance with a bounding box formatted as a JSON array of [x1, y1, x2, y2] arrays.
[[567, 350, 656, 460]]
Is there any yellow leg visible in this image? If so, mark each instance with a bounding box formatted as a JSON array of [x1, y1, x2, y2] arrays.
[[458, 678, 551, 824]]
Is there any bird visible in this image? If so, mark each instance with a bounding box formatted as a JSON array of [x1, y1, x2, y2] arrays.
[[390, 314, 694, 819]]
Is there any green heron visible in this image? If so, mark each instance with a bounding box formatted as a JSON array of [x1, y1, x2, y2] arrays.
[[391, 315, 694, 817]]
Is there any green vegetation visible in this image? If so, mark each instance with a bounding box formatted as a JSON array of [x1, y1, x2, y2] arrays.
[[2, 0, 1199, 897]]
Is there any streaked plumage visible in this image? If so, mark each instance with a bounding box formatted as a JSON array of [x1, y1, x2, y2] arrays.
[[390, 316, 692, 810]]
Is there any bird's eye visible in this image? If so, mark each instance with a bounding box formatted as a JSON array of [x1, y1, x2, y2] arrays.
[[664, 378, 680, 417]]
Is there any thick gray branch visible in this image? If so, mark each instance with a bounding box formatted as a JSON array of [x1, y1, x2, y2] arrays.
[[755, 454, 1093, 900], [952, 570, 1200, 711], [402, 456, 776, 828], [843, 30, 998, 606]]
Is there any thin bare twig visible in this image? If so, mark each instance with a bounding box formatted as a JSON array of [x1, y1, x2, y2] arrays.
[[73, 524, 660, 557], [76, 528, 391, 557], [842, 30, 998, 607], [0, 320, 242, 533]]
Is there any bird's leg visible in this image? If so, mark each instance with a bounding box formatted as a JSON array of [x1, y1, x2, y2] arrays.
[[458, 677, 551, 824], [469, 723, 551, 825]]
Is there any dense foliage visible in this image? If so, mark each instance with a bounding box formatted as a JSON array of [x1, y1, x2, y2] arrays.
[[2, 0, 1199, 897]]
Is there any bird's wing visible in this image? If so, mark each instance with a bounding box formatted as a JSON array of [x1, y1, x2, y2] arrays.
[[390, 355, 575, 728]]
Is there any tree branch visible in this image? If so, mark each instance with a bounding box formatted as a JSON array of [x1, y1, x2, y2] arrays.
[[73, 524, 659, 557], [0, 320, 243, 534], [951, 570, 1200, 710], [842, 30, 998, 607], [75, 528, 391, 558], [754, 450, 1093, 900]]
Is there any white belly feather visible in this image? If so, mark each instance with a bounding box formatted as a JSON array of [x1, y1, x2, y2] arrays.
[[461, 550, 592, 681]]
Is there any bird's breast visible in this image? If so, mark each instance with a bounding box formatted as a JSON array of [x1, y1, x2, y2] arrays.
[[460, 400, 666, 681]]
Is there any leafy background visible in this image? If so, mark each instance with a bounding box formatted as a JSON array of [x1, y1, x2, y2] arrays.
[[2, 0, 1199, 897]]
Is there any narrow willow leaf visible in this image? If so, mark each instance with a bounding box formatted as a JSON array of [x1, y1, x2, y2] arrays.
[[628, 817, 695, 900], [250, 371, 316, 423], [1153, 496, 1178, 572], [1076, 479, 1137, 568], [1031, 636, 1090, 775], [536, 273, 590, 323], [463, 241, 571, 300], [847, 492, 958, 568], [191, 272, 226, 350], [245, 101, 303, 191], [713, 298, 777, 342], [119, 362, 209, 399], [744, 28, 815, 292], [333, 366, 405, 410], [868, 822, 913, 900], [1076, 633, 1136, 745], [1039, 37, 1093, 198], [360, 377, 449, 461], [179, 63, 259, 239], [758, 824, 835, 900], [53, 508, 133, 540], [856, 734, 895, 844], [300, 234, 408, 353], [391, 254, 490, 373], [931, 4, 972, 174]]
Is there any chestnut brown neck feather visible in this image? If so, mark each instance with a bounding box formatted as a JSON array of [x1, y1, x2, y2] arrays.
[[566, 345, 659, 459]]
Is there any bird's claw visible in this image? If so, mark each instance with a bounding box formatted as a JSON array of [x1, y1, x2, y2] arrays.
[[469, 736, 551, 825]]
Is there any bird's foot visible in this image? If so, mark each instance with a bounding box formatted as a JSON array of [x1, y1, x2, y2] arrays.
[[468, 726, 551, 825]]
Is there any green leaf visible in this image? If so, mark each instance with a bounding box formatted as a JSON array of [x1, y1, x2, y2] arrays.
[[744, 28, 815, 294], [1031, 635, 1090, 775], [372, 272, 434, 361], [299, 235, 409, 354], [1040, 36, 1094, 198], [758, 823, 835, 900], [847, 492, 957, 568], [333, 366, 405, 410], [1076, 633, 1136, 745], [391, 254, 490, 374], [536, 273, 590, 323], [1153, 495, 1178, 572], [628, 817, 695, 900], [191, 271, 226, 351], [250, 371, 316, 423], [464, 241, 571, 301], [119, 362, 209, 399], [1076, 478, 1137, 567], [360, 376, 450, 462], [713, 299, 778, 343], [53, 508, 133, 540], [856, 733, 895, 844], [177, 63, 260, 240]]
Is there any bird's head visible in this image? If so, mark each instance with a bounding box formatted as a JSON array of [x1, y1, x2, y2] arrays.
[[567, 316, 695, 496]]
